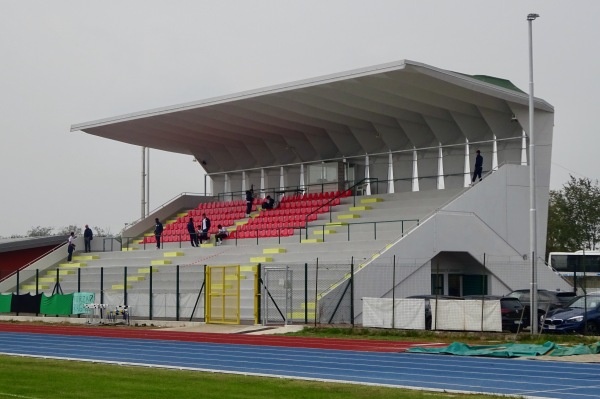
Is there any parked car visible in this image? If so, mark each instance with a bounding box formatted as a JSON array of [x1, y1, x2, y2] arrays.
[[463, 295, 529, 333], [542, 294, 600, 334], [407, 295, 463, 330], [504, 289, 577, 322]]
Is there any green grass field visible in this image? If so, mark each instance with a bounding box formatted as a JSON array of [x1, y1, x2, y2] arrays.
[[0, 355, 508, 399]]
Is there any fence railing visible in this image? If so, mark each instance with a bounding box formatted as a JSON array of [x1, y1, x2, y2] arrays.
[[2, 254, 587, 335]]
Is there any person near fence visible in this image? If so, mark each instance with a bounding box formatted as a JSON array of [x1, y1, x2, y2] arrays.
[[83, 224, 93, 253], [245, 189, 254, 217], [199, 213, 211, 244], [215, 224, 228, 245], [154, 218, 163, 249], [187, 217, 199, 247], [471, 149, 483, 184], [67, 232, 76, 262]]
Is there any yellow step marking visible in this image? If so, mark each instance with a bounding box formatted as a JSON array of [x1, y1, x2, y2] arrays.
[[301, 238, 323, 244], [349, 206, 372, 211], [73, 255, 99, 260], [313, 229, 336, 235], [127, 276, 146, 282], [38, 277, 61, 283], [138, 267, 159, 273], [263, 248, 286, 254], [338, 214, 360, 219], [164, 251, 184, 257], [58, 263, 87, 268], [111, 284, 133, 290], [21, 284, 49, 290], [151, 259, 172, 265], [250, 257, 273, 263], [47, 269, 75, 275], [361, 198, 383, 203]]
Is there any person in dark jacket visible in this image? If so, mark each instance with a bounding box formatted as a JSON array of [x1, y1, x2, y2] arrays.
[[262, 195, 275, 210], [199, 213, 211, 244], [154, 218, 163, 249], [187, 217, 198, 247], [472, 149, 483, 184], [245, 189, 254, 217], [83, 224, 93, 253]]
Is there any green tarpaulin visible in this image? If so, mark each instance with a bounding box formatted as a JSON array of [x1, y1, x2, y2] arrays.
[[407, 341, 557, 357], [0, 294, 12, 313], [550, 342, 600, 356], [40, 293, 74, 316]]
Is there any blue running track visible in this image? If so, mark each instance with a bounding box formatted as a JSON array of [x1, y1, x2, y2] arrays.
[[0, 331, 599, 399]]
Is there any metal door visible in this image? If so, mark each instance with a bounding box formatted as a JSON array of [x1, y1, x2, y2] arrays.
[[206, 265, 240, 324], [263, 267, 293, 325]]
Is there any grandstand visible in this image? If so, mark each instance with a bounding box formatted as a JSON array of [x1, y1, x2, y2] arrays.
[[0, 60, 571, 329]]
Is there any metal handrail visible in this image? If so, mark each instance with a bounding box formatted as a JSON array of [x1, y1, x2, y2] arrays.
[[304, 177, 378, 239], [121, 216, 419, 249]]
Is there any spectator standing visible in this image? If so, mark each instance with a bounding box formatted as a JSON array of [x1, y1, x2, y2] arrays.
[[67, 232, 76, 262], [154, 218, 163, 249], [199, 213, 211, 244], [472, 150, 483, 184], [215, 224, 228, 245], [245, 189, 254, 217], [187, 217, 199, 247], [83, 225, 93, 253]]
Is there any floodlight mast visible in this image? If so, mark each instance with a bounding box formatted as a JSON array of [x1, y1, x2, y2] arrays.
[[527, 12, 539, 334]]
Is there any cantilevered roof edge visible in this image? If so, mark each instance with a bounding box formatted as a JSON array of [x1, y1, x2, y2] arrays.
[[71, 59, 553, 132], [406, 60, 554, 113], [71, 60, 415, 132]]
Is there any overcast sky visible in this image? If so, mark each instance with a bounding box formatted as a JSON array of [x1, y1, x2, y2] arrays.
[[1, 1, 598, 238]]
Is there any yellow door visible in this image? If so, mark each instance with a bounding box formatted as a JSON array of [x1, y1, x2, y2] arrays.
[[206, 265, 240, 324]]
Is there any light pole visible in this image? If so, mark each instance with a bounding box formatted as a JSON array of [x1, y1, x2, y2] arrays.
[[527, 12, 540, 334]]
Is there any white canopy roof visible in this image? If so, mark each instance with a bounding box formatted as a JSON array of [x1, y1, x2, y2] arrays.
[[71, 60, 553, 174]]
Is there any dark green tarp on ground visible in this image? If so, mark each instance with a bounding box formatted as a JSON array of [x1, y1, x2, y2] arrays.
[[550, 342, 600, 356], [407, 341, 557, 357], [0, 294, 12, 313], [40, 293, 73, 316]]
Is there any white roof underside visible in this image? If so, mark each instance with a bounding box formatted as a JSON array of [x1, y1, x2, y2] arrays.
[[71, 60, 553, 174]]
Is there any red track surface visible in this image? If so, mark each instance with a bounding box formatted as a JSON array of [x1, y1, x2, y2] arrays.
[[0, 323, 442, 353]]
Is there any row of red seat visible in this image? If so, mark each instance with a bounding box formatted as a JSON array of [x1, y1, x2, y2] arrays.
[[176, 210, 251, 224], [259, 205, 332, 217], [238, 221, 308, 230], [280, 190, 351, 202], [246, 213, 318, 225], [231, 229, 294, 239]]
